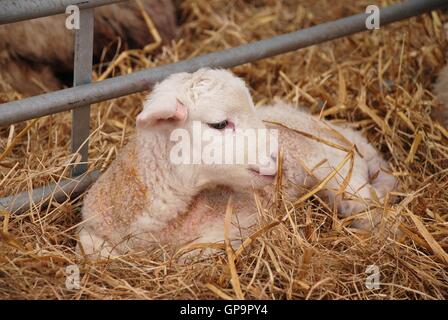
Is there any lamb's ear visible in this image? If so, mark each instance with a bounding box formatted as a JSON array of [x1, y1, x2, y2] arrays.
[[136, 98, 187, 128]]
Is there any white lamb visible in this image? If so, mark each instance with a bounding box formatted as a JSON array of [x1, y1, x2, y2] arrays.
[[78, 68, 397, 259], [78, 68, 278, 258]]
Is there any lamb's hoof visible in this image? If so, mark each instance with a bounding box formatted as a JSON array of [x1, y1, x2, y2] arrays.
[[349, 209, 403, 239], [77, 228, 117, 260]]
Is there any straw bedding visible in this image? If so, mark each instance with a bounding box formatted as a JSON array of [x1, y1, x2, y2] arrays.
[[0, 0, 447, 299]]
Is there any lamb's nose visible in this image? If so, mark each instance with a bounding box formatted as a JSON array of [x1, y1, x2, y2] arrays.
[[260, 164, 277, 176], [257, 153, 278, 176]]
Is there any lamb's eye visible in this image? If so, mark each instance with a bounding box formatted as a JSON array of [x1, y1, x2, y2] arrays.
[[208, 120, 229, 130]]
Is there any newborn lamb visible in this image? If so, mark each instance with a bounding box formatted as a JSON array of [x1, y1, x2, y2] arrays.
[[78, 68, 277, 258], [78, 68, 397, 259]]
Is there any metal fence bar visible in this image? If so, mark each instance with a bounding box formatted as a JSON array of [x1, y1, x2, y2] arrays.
[[0, 0, 127, 25], [71, 8, 94, 176], [0, 0, 446, 128], [0, 171, 100, 214], [0, 0, 447, 213]]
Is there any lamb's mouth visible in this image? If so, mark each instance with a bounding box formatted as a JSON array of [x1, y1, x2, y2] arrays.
[[248, 168, 277, 179]]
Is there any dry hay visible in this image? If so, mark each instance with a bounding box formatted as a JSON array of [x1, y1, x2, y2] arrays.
[[0, 0, 447, 300]]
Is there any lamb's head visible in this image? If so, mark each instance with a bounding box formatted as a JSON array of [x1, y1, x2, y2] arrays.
[[136, 68, 278, 190]]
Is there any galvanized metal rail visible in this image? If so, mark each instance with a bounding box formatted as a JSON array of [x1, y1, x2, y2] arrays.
[[0, 171, 100, 214], [0, 0, 447, 213], [0, 0, 127, 25]]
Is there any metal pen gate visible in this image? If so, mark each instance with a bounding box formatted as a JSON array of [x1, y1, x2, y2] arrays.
[[0, 0, 447, 213]]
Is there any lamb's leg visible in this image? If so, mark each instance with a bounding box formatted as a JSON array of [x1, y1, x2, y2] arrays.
[[176, 192, 258, 261], [77, 227, 118, 259], [324, 125, 398, 230], [352, 156, 400, 232], [308, 155, 384, 230], [335, 125, 397, 200], [366, 155, 397, 200], [317, 163, 399, 232]]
